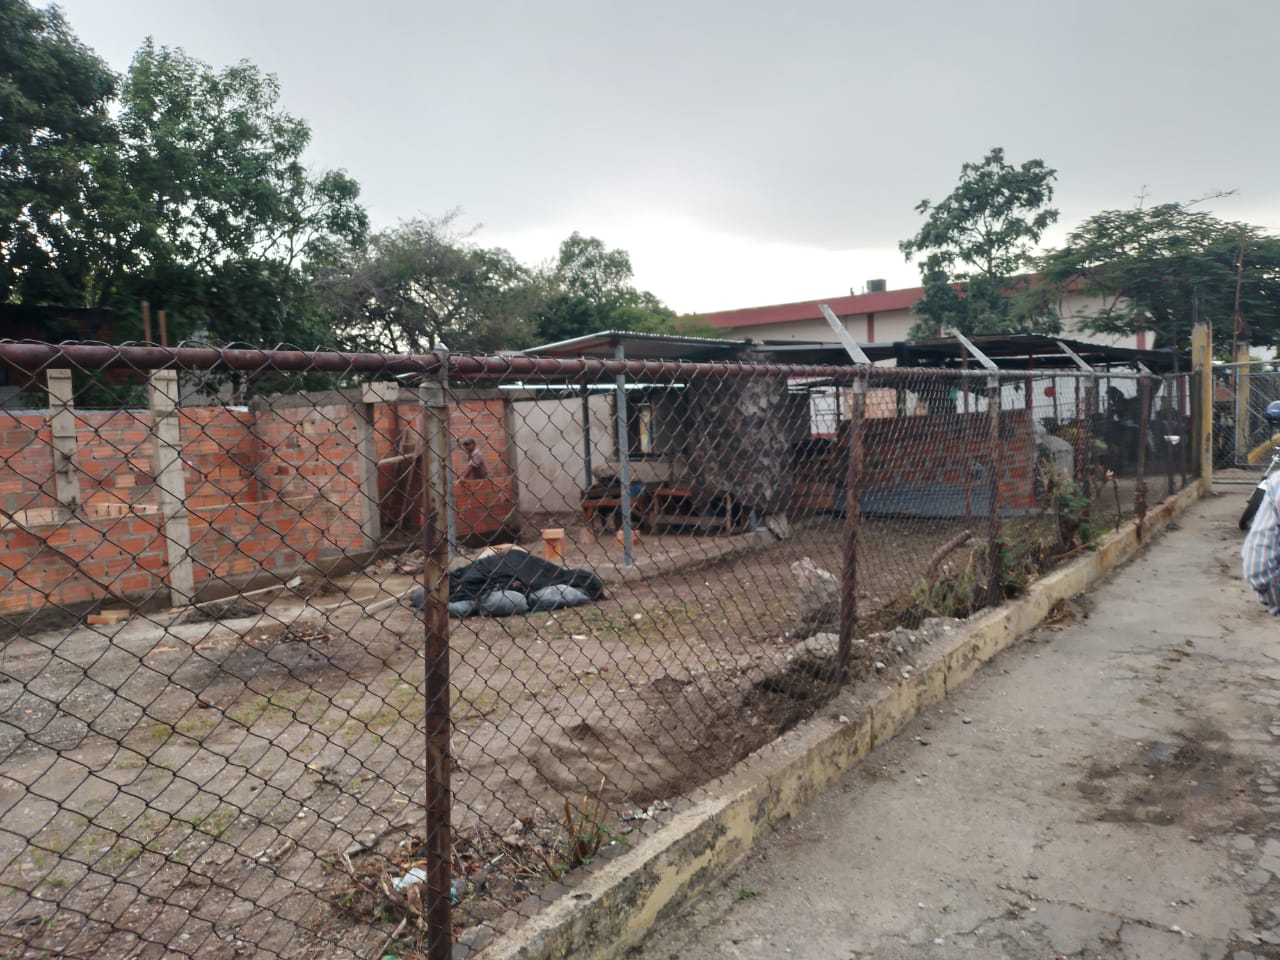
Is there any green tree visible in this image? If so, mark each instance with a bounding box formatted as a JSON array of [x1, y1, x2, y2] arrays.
[[1038, 201, 1280, 351], [106, 41, 367, 344], [0, 0, 118, 306], [314, 215, 543, 354], [1, 8, 368, 348], [900, 147, 1060, 337], [535, 232, 677, 342]]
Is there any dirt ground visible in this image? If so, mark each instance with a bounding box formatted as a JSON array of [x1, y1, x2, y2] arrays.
[[0, 509, 1063, 959], [631, 486, 1280, 960]]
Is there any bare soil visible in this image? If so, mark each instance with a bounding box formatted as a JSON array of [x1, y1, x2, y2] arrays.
[[0, 512, 1060, 959]]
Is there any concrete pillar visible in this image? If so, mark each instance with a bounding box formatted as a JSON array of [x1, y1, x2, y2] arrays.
[[1191, 322, 1213, 493], [148, 370, 195, 606], [1234, 341, 1250, 467], [45, 370, 82, 517], [359, 381, 400, 551], [501, 395, 521, 532]]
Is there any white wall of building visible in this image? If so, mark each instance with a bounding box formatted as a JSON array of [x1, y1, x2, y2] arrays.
[[510, 394, 613, 514], [732, 294, 1141, 350]]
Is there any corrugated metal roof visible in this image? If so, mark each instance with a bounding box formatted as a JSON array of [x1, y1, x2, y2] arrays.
[[523, 330, 1187, 372], [523, 330, 749, 360], [898, 333, 1186, 371]]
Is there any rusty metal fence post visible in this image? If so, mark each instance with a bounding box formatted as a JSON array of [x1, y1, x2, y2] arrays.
[[1135, 374, 1151, 539], [838, 369, 866, 683], [421, 380, 453, 959], [985, 372, 1001, 605], [1083, 374, 1097, 528], [1164, 376, 1177, 498]]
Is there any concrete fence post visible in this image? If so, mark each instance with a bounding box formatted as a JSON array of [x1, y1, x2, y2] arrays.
[[45, 369, 82, 518], [358, 382, 400, 553], [147, 370, 195, 606], [1191, 321, 1213, 493], [1234, 342, 1251, 467]]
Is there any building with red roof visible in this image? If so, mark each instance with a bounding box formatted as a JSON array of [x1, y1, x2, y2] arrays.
[[691, 280, 1147, 350]]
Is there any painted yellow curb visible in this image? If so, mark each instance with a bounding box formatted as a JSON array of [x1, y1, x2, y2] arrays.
[[476, 481, 1204, 960]]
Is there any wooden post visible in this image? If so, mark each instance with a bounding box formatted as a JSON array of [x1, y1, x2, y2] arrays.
[[420, 381, 453, 960], [148, 370, 195, 606], [45, 370, 83, 518], [1191, 321, 1213, 493]]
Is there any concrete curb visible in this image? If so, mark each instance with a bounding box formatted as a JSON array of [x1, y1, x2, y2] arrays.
[[476, 482, 1204, 960]]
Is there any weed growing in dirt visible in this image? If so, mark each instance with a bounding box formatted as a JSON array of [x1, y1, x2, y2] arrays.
[[868, 518, 1061, 629], [1047, 471, 1096, 549], [537, 778, 616, 880]]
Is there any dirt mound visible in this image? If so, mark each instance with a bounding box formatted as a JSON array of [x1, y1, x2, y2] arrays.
[[529, 654, 842, 806]]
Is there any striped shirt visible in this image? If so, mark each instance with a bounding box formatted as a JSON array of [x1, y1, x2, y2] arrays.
[[1242, 474, 1280, 616]]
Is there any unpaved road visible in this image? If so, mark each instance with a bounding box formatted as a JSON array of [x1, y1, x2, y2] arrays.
[[632, 485, 1280, 960]]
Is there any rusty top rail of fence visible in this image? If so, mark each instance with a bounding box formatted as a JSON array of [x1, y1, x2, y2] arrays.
[[0, 340, 1163, 384]]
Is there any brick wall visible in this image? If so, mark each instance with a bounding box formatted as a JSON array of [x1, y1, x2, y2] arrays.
[[366, 396, 518, 539], [449, 398, 517, 539], [0, 389, 518, 620], [862, 408, 1037, 512]]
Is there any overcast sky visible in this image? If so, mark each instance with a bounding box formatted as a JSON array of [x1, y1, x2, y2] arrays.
[[51, 0, 1280, 313]]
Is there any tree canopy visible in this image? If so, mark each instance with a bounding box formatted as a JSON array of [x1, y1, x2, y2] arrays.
[[106, 41, 368, 345], [900, 147, 1060, 337], [0, 0, 117, 306], [534, 232, 679, 343], [0, 2, 686, 357], [313, 215, 543, 354], [1038, 201, 1280, 352], [0, 3, 367, 348]]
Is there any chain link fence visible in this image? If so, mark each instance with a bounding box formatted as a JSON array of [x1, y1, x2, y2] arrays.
[[0, 342, 1200, 958], [1217, 360, 1280, 469]]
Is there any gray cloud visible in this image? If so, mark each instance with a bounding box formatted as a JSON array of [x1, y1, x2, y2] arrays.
[[52, 0, 1280, 306]]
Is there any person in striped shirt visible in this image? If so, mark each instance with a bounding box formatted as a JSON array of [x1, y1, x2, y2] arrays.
[[1242, 473, 1280, 616]]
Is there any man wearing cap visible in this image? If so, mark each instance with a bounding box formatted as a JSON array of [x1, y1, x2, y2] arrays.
[[461, 438, 489, 480]]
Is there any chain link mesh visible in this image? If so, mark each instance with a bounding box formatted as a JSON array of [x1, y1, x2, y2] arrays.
[[1217, 360, 1280, 468], [0, 342, 1199, 958]]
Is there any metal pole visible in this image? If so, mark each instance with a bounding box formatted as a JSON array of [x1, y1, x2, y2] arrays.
[[838, 370, 866, 683], [1073, 376, 1084, 491], [445, 459, 457, 559], [986, 374, 1002, 604], [581, 383, 593, 490], [1084, 376, 1096, 524], [614, 342, 633, 565], [1135, 375, 1150, 540], [1165, 377, 1176, 499], [420, 382, 452, 960], [1024, 364, 1035, 506]]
